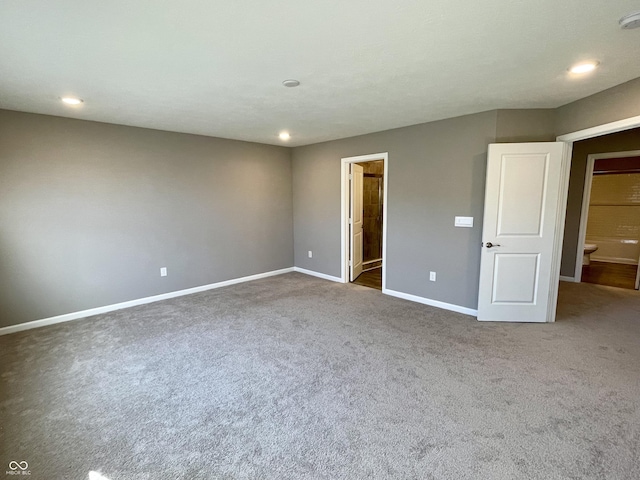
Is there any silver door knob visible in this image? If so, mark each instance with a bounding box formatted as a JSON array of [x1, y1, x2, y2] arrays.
[[485, 242, 501, 248]]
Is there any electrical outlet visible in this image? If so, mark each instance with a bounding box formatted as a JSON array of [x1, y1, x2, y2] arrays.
[[429, 271, 436, 282], [160, 267, 167, 277], [308, 250, 313, 258]]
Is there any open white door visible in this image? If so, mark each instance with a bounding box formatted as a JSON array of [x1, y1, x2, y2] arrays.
[[478, 142, 566, 322], [350, 164, 364, 281]]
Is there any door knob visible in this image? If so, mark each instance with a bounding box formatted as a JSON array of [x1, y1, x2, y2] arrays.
[[485, 242, 501, 248]]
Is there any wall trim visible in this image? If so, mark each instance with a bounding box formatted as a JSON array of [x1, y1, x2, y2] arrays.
[[557, 114, 640, 142], [293, 267, 343, 282], [0, 267, 295, 336], [362, 265, 381, 273], [382, 288, 478, 316], [363, 258, 382, 266], [559, 275, 578, 283], [341, 152, 389, 289], [547, 141, 572, 323]]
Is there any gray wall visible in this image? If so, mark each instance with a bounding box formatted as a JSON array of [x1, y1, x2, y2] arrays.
[[495, 109, 556, 143], [4, 76, 640, 327], [555, 77, 640, 277], [293, 111, 497, 310], [556, 77, 640, 135], [560, 128, 640, 277], [0, 110, 293, 328]]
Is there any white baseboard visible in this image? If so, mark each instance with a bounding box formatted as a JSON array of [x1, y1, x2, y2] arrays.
[[363, 258, 382, 266], [293, 267, 343, 283], [559, 275, 578, 283], [363, 265, 382, 273], [382, 288, 478, 316], [0, 267, 295, 336]]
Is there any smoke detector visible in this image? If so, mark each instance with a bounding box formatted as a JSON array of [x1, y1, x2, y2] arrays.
[[619, 11, 640, 29]]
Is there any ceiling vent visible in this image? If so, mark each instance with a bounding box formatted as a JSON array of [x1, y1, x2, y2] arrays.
[[619, 11, 640, 29]]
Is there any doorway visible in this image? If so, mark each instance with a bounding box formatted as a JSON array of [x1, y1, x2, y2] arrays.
[[478, 114, 640, 323], [550, 116, 640, 321], [577, 151, 640, 290], [341, 153, 388, 291]]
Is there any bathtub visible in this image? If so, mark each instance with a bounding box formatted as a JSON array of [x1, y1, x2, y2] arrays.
[[586, 236, 640, 265]]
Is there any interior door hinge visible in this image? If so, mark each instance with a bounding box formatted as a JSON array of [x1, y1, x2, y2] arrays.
[[349, 260, 352, 267], [348, 218, 352, 224], [348, 174, 353, 180]]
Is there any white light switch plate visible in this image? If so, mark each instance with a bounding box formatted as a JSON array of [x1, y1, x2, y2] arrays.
[[454, 216, 473, 228]]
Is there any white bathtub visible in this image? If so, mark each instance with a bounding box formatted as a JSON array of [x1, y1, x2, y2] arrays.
[[586, 236, 640, 265]]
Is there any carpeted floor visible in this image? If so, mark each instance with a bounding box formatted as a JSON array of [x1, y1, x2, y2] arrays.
[[1, 273, 639, 480]]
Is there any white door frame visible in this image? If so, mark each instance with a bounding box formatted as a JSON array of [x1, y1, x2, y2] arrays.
[[546, 114, 640, 321], [341, 152, 389, 289], [573, 149, 640, 282]]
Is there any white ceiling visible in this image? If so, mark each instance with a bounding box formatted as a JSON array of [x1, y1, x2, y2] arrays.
[[1, 1, 640, 147]]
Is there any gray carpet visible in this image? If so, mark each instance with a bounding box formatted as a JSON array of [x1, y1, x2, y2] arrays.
[[1, 273, 639, 480]]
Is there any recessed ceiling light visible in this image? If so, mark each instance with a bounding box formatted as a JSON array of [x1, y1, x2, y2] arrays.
[[568, 62, 599, 74], [61, 97, 84, 105], [279, 132, 291, 140], [619, 11, 640, 29], [282, 79, 300, 88]]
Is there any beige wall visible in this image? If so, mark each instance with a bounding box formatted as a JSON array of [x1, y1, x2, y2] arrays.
[[586, 173, 640, 264]]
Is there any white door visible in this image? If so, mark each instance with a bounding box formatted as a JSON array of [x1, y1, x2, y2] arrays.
[[350, 164, 364, 281], [478, 142, 566, 322]]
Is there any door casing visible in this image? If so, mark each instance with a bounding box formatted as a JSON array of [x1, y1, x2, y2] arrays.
[[341, 153, 389, 289], [572, 149, 640, 283], [546, 114, 640, 321]]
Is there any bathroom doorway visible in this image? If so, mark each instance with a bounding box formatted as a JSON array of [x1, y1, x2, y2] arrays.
[[341, 153, 388, 291], [577, 151, 640, 290], [352, 160, 384, 289]]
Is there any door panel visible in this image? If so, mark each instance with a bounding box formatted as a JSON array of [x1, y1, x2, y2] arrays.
[[478, 143, 566, 322], [497, 154, 547, 236], [350, 164, 364, 281], [492, 254, 539, 304]]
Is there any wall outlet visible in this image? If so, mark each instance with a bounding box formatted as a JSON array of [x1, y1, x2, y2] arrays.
[[429, 271, 436, 282], [308, 250, 313, 258], [160, 267, 167, 277]]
